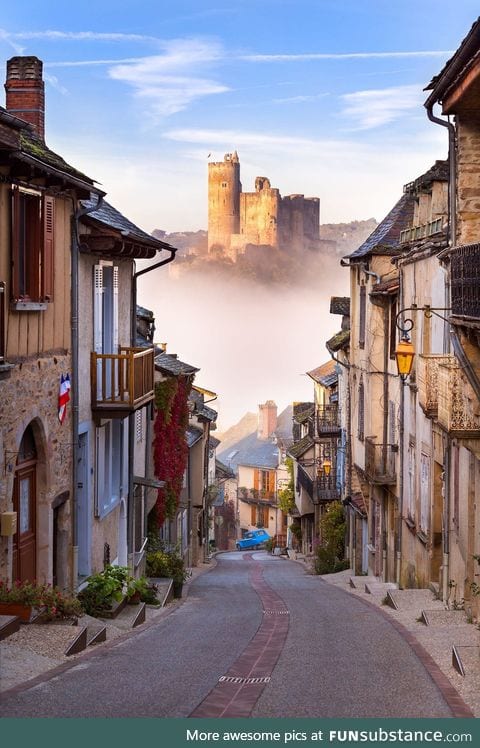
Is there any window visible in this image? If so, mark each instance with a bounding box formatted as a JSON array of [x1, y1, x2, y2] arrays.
[[95, 418, 129, 518], [359, 285, 366, 349], [0, 281, 5, 362], [358, 378, 365, 442], [11, 188, 54, 304], [420, 452, 430, 534], [406, 438, 416, 520]]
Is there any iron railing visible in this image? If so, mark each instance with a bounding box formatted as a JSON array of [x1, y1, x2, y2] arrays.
[[236, 488, 275, 502], [364, 437, 397, 484], [316, 404, 341, 435], [437, 360, 480, 436], [91, 346, 155, 414], [314, 475, 341, 503], [417, 354, 456, 418], [450, 243, 480, 320]]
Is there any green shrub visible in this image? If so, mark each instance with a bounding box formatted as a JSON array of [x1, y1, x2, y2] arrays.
[[77, 564, 129, 616], [313, 501, 347, 575], [146, 550, 171, 578]]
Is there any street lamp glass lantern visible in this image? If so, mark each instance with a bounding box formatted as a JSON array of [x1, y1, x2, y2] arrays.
[[395, 336, 415, 379], [322, 459, 332, 476]]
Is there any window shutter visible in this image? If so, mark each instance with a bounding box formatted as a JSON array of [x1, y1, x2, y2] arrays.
[[113, 265, 119, 352], [0, 281, 5, 362], [253, 469, 259, 492], [42, 196, 55, 301], [95, 424, 106, 517], [11, 188, 20, 300], [93, 265, 104, 354], [251, 505, 256, 525], [359, 285, 366, 349], [121, 418, 129, 497]]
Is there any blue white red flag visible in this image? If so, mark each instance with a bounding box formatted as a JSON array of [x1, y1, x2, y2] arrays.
[[58, 373, 71, 424]]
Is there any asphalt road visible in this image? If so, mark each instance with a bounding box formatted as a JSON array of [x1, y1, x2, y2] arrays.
[[0, 553, 454, 717]]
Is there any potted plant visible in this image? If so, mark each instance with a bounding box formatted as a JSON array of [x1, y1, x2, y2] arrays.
[[0, 580, 82, 623], [126, 576, 150, 605], [77, 564, 129, 617], [167, 552, 191, 599]]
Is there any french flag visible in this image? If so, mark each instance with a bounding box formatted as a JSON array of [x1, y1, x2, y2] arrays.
[[58, 373, 71, 424]]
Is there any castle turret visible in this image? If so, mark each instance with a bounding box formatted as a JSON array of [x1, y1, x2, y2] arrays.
[[208, 152, 241, 258]]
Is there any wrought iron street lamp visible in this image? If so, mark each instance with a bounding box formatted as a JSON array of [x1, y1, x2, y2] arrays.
[[394, 304, 451, 380]]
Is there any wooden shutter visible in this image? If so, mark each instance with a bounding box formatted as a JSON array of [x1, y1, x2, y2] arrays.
[[0, 281, 5, 362], [42, 196, 55, 301], [95, 424, 106, 517], [251, 505, 256, 525], [93, 265, 104, 354], [11, 188, 20, 300], [113, 265, 119, 352], [359, 285, 366, 349], [253, 469, 259, 492]]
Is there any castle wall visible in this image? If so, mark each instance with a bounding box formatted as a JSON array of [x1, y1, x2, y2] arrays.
[[207, 154, 241, 255]]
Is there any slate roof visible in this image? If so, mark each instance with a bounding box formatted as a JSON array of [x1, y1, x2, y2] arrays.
[[287, 435, 315, 460], [330, 297, 350, 316], [326, 329, 350, 353], [370, 277, 399, 296], [307, 360, 336, 384], [186, 426, 203, 448], [20, 130, 97, 186], [293, 404, 314, 424], [218, 432, 279, 471], [155, 352, 199, 377], [344, 193, 415, 260], [81, 198, 175, 251]]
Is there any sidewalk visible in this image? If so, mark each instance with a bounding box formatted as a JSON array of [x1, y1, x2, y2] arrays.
[[0, 559, 216, 694], [290, 555, 480, 718]]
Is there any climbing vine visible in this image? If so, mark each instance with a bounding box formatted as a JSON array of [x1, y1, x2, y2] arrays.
[[153, 377, 191, 526]]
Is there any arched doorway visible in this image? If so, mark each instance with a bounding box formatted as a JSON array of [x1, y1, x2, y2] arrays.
[[12, 425, 37, 582]]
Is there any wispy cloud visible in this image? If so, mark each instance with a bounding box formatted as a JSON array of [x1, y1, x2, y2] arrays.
[[108, 39, 228, 118], [341, 84, 425, 129], [242, 50, 453, 62], [0, 29, 160, 43], [43, 72, 69, 95], [272, 93, 329, 104]]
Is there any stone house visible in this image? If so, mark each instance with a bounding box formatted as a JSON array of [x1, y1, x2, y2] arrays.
[[75, 201, 174, 581], [424, 18, 480, 613], [0, 56, 101, 589]]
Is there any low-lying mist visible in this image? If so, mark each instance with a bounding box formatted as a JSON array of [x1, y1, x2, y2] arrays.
[[137, 249, 349, 430]]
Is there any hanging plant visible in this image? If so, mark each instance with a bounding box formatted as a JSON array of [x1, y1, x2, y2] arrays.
[[153, 376, 191, 526]]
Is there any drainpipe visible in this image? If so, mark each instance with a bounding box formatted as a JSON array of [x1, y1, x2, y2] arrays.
[[129, 249, 177, 571], [424, 100, 457, 601], [382, 302, 389, 581], [70, 191, 105, 590], [396, 270, 405, 587]]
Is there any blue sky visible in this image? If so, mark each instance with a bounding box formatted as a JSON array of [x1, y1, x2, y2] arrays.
[[1, 1, 478, 235], [2, 3, 479, 426]]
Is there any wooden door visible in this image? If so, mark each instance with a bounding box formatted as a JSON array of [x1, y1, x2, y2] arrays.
[[12, 465, 36, 582]]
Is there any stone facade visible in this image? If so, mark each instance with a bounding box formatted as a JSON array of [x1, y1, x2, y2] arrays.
[[208, 153, 320, 259]]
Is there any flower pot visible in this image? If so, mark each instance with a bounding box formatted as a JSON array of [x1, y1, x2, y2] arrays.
[[172, 581, 183, 599], [0, 602, 37, 622], [127, 592, 141, 605]]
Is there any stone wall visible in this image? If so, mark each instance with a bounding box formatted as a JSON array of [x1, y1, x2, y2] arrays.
[[456, 115, 480, 245], [0, 351, 73, 585]]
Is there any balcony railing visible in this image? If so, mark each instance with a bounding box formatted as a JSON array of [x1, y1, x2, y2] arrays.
[[450, 243, 480, 321], [399, 218, 444, 245], [437, 360, 480, 437], [364, 437, 397, 484], [237, 488, 275, 502], [417, 354, 456, 418], [91, 346, 155, 416], [316, 404, 341, 435], [314, 475, 341, 503]]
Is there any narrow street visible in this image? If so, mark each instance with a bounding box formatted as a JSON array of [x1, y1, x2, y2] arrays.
[[0, 554, 455, 718]]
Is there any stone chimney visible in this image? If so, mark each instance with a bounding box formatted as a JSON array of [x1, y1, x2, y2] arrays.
[[5, 56, 45, 141], [257, 400, 277, 440]]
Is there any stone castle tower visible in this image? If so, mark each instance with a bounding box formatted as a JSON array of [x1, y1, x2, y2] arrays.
[[207, 152, 320, 260]]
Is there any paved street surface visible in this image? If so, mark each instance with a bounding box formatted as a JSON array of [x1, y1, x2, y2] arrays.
[[0, 553, 455, 717]]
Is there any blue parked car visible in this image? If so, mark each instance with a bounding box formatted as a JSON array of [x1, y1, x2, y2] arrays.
[[236, 529, 270, 550]]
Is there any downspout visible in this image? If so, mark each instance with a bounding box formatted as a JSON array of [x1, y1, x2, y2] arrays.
[[70, 191, 105, 590], [382, 301, 389, 581], [425, 101, 456, 597], [129, 248, 178, 571]]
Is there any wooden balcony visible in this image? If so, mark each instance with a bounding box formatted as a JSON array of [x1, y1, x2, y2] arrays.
[[364, 437, 397, 485], [417, 354, 456, 418], [450, 243, 480, 322], [91, 346, 155, 418], [437, 360, 480, 438], [316, 404, 341, 436], [314, 475, 341, 503], [237, 488, 275, 503]]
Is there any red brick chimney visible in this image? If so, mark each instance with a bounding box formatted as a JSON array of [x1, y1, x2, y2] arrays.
[[257, 400, 278, 440], [5, 56, 45, 141]]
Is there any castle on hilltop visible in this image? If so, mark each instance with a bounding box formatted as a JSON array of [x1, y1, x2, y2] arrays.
[[207, 152, 321, 260]]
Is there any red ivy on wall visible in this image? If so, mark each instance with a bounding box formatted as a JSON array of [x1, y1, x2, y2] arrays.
[[153, 376, 191, 526]]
